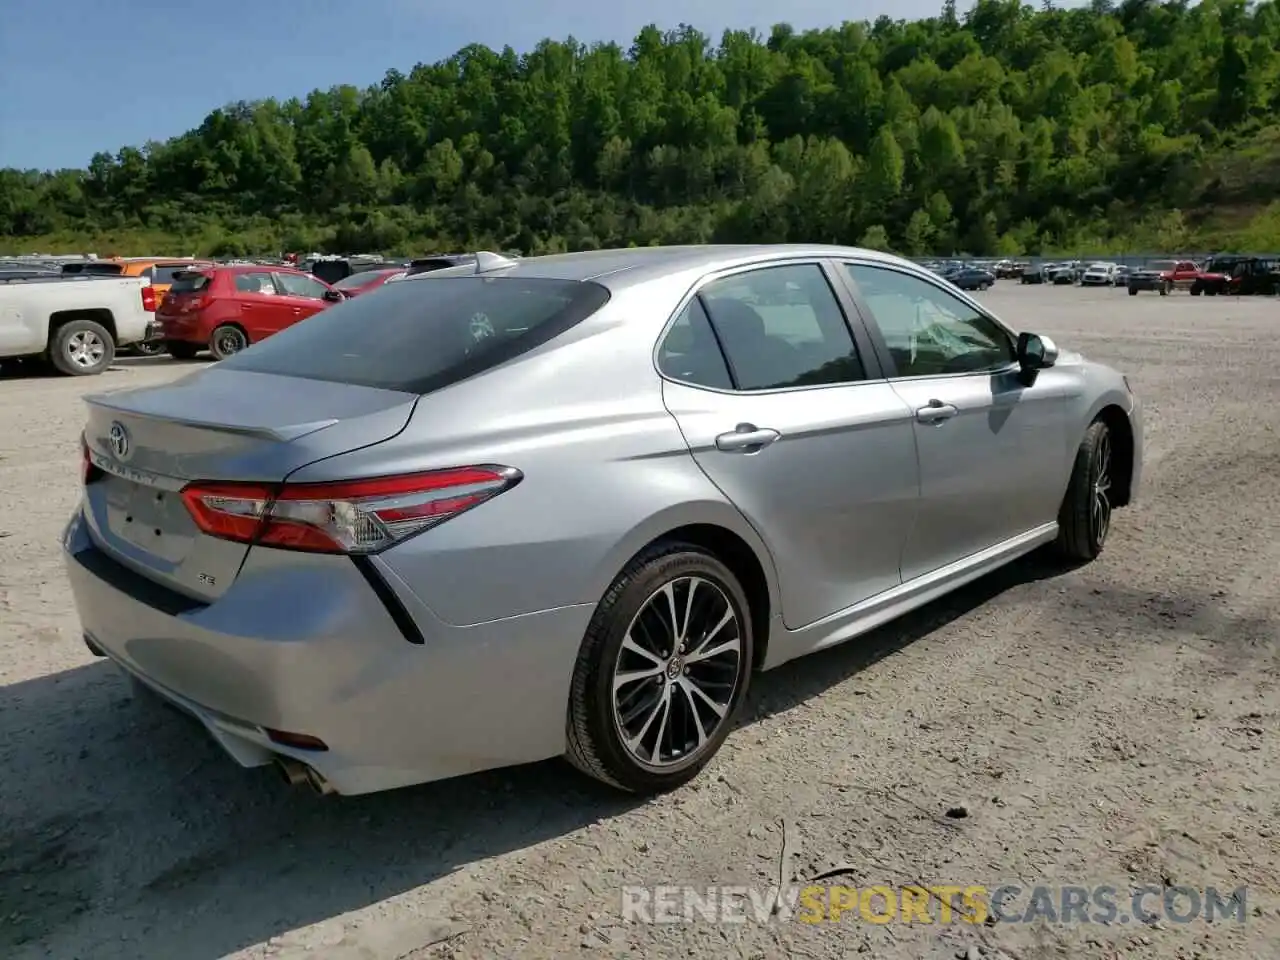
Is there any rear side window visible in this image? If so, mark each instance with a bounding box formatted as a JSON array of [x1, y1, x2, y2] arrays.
[[658, 299, 733, 390], [170, 272, 211, 294], [218, 276, 611, 393], [234, 272, 278, 295]]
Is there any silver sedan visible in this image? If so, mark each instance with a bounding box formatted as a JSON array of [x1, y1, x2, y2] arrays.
[[63, 244, 1142, 796]]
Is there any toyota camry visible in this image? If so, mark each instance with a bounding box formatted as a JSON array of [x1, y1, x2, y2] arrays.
[[64, 245, 1142, 796]]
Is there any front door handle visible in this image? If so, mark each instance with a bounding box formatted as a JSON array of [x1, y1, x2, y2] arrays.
[[915, 400, 958, 424], [715, 424, 781, 452]]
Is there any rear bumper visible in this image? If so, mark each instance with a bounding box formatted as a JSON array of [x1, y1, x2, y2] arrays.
[[61, 509, 594, 795]]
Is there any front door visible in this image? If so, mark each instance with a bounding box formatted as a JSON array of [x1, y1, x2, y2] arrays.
[[272, 271, 334, 333], [231, 270, 291, 342], [658, 260, 920, 629], [837, 261, 1074, 582]]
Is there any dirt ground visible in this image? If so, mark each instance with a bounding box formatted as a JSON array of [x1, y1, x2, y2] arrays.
[[1, 286, 1277, 960]]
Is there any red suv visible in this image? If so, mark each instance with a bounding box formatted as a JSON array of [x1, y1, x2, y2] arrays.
[[156, 265, 344, 360]]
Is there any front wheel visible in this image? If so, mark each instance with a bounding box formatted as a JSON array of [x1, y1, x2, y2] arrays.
[[1128, 287, 1138, 296], [209, 324, 249, 361], [132, 340, 166, 356], [565, 544, 754, 794], [1055, 420, 1113, 563]]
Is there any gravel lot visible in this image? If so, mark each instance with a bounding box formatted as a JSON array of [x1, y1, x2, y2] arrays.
[[2, 286, 1278, 960]]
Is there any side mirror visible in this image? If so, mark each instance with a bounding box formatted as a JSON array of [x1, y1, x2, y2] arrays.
[[1016, 332, 1058, 370], [322, 289, 344, 302]]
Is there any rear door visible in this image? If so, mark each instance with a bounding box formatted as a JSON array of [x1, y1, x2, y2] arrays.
[[272, 271, 334, 330], [230, 270, 290, 341], [658, 260, 920, 629]]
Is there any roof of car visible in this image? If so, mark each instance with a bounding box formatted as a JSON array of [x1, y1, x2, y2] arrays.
[[404, 244, 910, 290]]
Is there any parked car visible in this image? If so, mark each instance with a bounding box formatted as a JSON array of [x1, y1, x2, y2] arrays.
[[405, 254, 477, 276], [995, 260, 1028, 279], [105, 258, 215, 355], [947, 266, 996, 291], [0, 274, 155, 375], [1020, 264, 1048, 284], [1190, 255, 1263, 296], [1216, 257, 1280, 296], [299, 255, 388, 286], [1080, 263, 1121, 287], [1127, 259, 1199, 296], [1052, 262, 1082, 285], [154, 264, 344, 360], [332, 267, 407, 298], [64, 244, 1143, 797]]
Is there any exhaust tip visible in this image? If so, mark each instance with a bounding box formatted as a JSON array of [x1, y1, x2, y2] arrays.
[[304, 766, 337, 796], [274, 758, 309, 787]]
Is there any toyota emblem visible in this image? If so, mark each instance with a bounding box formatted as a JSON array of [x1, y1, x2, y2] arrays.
[[108, 421, 131, 460]]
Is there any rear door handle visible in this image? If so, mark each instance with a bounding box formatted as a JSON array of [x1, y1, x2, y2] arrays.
[[715, 424, 781, 452], [915, 400, 958, 424]]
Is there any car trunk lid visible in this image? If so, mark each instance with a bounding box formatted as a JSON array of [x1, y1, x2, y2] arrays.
[[81, 367, 418, 601]]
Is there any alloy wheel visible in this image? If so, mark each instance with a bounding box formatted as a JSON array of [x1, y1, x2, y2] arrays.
[[66, 329, 106, 369], [215, 327, 247, 357], [611, 576, 742, 769], [1092, 430, 1112, 545]]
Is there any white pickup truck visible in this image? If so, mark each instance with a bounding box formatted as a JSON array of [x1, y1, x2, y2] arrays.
[[0, 275, 156, 375]]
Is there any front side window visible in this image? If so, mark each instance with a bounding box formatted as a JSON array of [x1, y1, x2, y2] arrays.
[[843, 264, 1016, 378], [697, 263, 865, 391], [275, 272, 330, 299]]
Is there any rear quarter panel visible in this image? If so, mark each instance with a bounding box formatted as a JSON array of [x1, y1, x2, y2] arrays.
[[280, 285, 782, 626]]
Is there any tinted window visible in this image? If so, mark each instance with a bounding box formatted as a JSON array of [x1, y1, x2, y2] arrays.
[[152, 264, 202, 285], [657, 299, 732, 390], [218, 276, 611, 393], [234, 272, 278, 295], [699, 264, 864, 391], [843, 264, 1016, 377], [275, 272, 329, 299], [170, 272, 211, 294], [62, 262, 123, 275]]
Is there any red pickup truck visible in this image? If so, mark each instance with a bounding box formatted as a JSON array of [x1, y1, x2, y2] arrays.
[[1127, 259, 1200, 295]]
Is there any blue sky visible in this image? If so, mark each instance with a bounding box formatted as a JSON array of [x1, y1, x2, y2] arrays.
[[3, 0, 1025, 172]]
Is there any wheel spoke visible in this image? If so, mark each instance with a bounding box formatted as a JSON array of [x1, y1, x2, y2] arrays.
[[613, 664, 664, 693], [676, 680, 712, 748], [621, 634, 663, 667], [686, 609, 733, 659], [687, 636, 739, 665], [624, 686, 669, 756]]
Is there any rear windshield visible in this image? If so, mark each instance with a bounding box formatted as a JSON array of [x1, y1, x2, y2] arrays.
[[152, 263, 203, 285], [62, 262, 124, 275], [218, 276, 611, 393], [169, 272, 212, 294]]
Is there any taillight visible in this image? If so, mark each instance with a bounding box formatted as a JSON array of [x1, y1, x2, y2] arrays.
[[180, 466, 521, 554], [141, 285, 157, 312], [80, 435, 101, 485]]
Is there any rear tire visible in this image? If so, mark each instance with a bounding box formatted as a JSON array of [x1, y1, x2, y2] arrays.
[[1128, 288, 1138, 296], [565, 543, 753, 794], [132, 340, 166, 356], [209, 324, 248, 361], [165, 341, 200, 360], [1055, 420, 1113, 563], [1160, 282, 1170, 296], [49, 318, 115, 376]]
